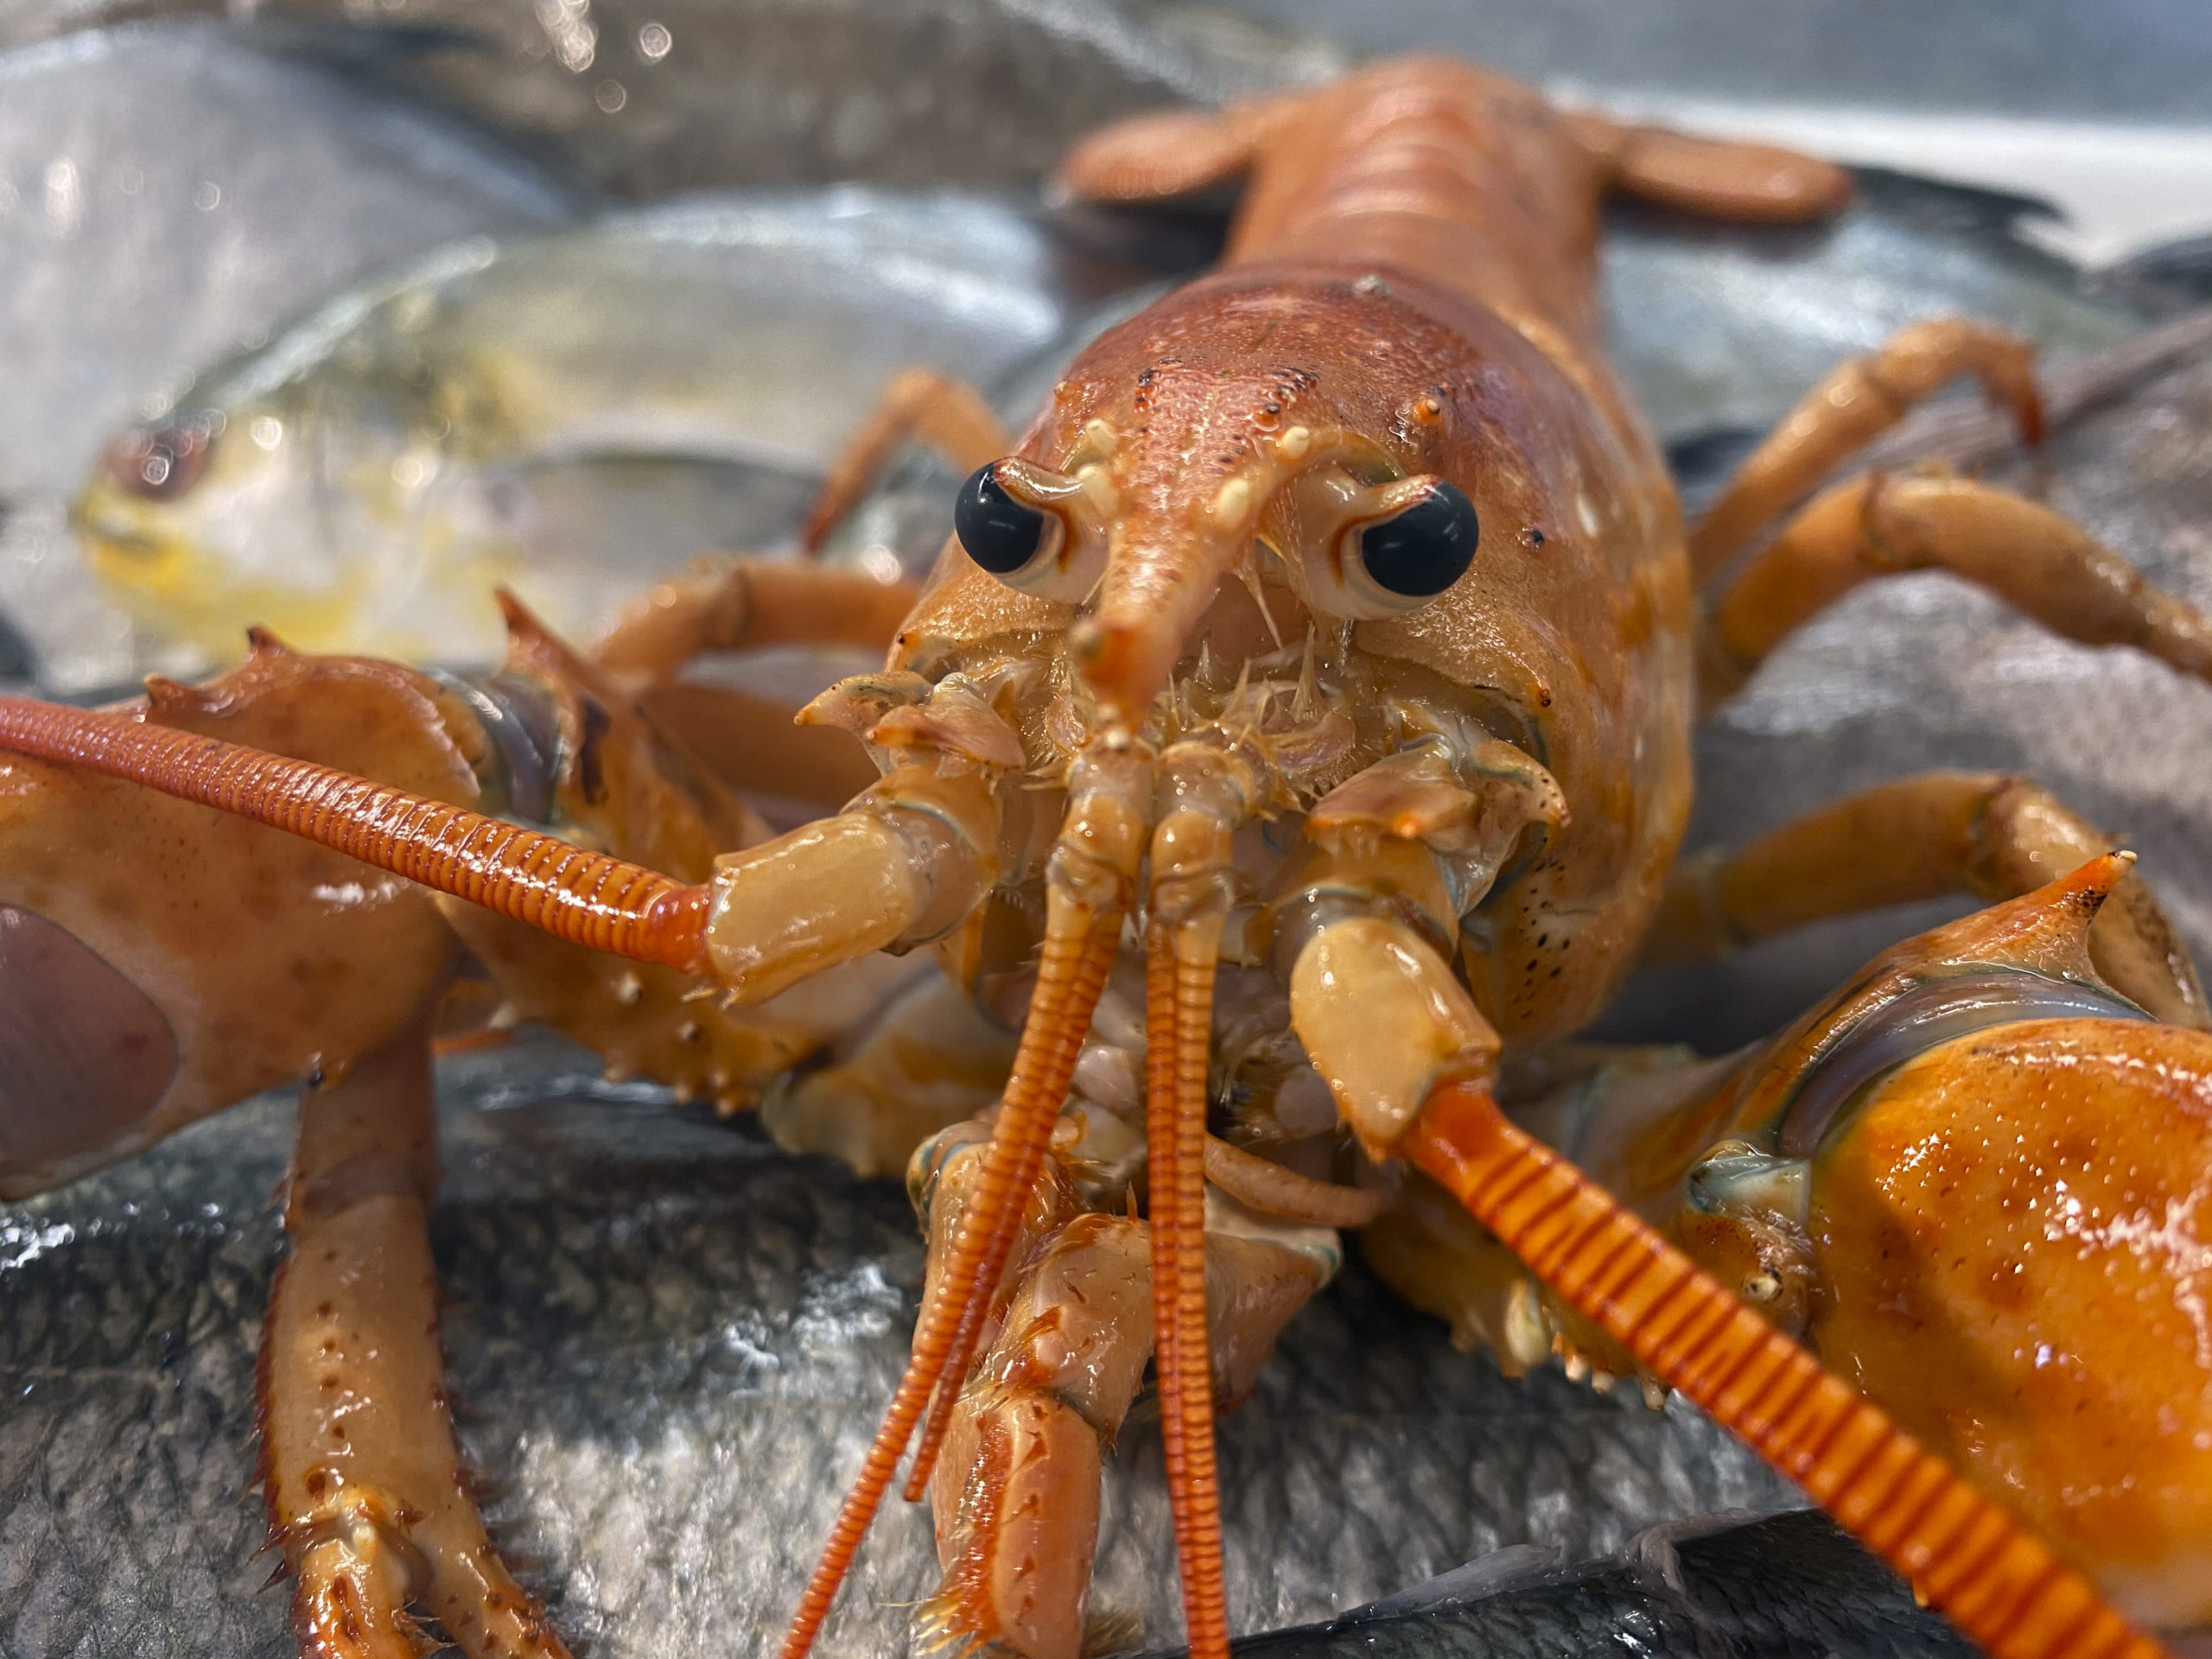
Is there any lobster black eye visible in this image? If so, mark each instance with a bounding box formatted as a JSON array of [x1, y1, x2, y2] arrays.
[[1357, 480, 1478, 599], [955, 464, 1046, 575]]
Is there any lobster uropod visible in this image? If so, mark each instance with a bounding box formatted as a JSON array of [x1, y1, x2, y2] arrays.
[[4, 53, 2212, 1659]]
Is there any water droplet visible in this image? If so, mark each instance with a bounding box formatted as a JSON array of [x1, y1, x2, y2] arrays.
[[636, 21, 671, 60], [43, 159, 81, 238], [251, 416, 283, 451], [193, 180, 221, 213], [595, 78, 627, 113]]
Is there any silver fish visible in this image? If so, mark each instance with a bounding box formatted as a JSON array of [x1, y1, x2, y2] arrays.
[[73, 190, 1120, 668], [0, 20, 580, 691], [0, 0, 1349, 198], [0, 1031, 1799, 1658], [0, 22, 579, 503]]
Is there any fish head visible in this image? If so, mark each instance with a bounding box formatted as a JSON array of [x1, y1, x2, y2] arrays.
[[73, 371, 473, 664]]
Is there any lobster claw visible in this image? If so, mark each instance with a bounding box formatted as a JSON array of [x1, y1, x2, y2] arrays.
[[0, 639, 476, 1198]]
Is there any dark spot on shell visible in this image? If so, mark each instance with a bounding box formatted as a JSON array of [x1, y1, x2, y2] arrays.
[[576, 698, 612, 804], [1521, 526, 1546, 549]]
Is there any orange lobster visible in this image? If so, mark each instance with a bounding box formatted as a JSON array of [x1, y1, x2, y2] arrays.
[[3, 54, 2210, 1659]]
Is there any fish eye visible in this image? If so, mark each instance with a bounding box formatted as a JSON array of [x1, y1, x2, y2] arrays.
[[102, 416, 218, 502], [1353, 480, 1478, 603], [953, 461, 1105, 603], [954, 463, 1051, 575]]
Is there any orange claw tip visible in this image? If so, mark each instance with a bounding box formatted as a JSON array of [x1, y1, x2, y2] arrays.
[[1999, 848, 2133, 934]]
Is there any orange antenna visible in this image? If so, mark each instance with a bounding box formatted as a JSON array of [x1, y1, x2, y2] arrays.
[[1408, 1078, 2172, 1659], [1147, 927, 1230, 1659], [778, 903, 1123, 1656], [0, 698, 709, 972], [779, 745, 1148, 1656]]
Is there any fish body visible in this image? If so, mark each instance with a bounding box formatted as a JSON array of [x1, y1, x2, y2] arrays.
[[0, 0, 1349, 199], [75, 191, 1100, 665], [0, 1032, 1800, 1657], [0, 21, 579, 503]]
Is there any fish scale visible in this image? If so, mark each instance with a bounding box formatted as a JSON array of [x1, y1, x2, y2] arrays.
[[0, 1034, 1801, 1657]]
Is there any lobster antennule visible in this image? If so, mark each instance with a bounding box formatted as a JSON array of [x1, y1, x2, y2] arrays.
[[894, 748, 1154, 1498], [0, 696, 711, 972], [1137, 734, 1269, 1659], [899, 918, 1121, 1500], [1146, 919, 1231, 1659], [1407, 1077, 2175, 1659], [778, 744, 1149, 1659]]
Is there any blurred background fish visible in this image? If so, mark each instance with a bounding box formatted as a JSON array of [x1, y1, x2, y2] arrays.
[[69, 191, 1117, 664]]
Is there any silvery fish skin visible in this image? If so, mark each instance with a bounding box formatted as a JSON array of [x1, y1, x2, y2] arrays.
[[0, 21, 578, 690], [73, 191, 1111, 667], [1134, 1510, 1979, 1657], [0, 22, 579, 502], [1603, 168, 2137, 443], [0, 0, 1349, 198], [0, 1033, 1797, 1657]]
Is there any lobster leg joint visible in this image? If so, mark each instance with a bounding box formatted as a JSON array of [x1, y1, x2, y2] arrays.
[[705, 682, 1020, 1003], [1287, 913, 1499, 1163], [259, 1017, 572, 1659]]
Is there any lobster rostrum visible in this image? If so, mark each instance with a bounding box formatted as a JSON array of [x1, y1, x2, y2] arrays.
[[2, 54, 2210, 1659]]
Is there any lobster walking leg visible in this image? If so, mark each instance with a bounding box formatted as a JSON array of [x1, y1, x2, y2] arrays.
[[1641, 771, 2209, 1027], [1699, 472, 2212, 704], [623, 681, 882, 813], [261, 1013, 571, 1659], [1688, 317, 2044, 582], [917, 1198, 1328, 1659], [591, 557, 920, 681], [592, 354, 1014, 679], [799, 366, 1012, 553]]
